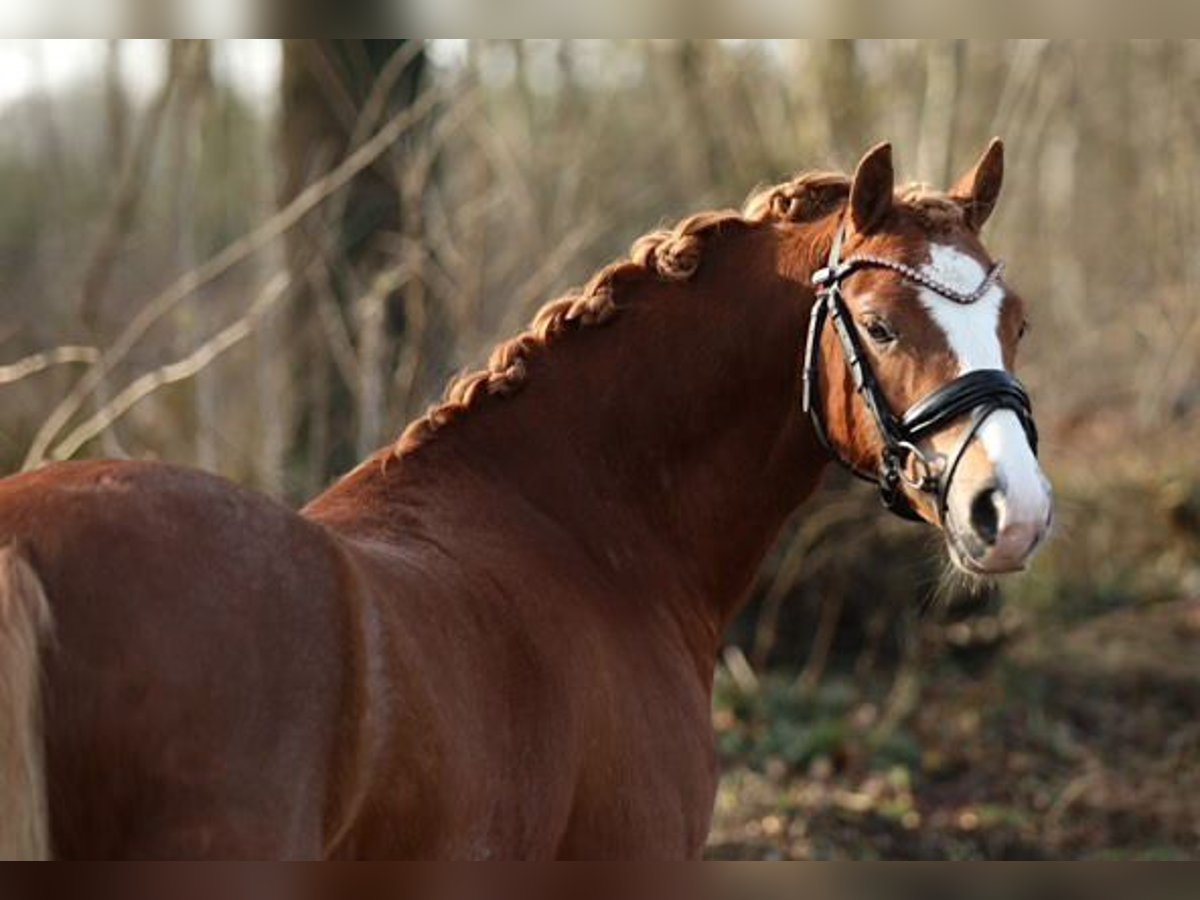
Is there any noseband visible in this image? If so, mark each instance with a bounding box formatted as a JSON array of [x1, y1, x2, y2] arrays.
[[802, 223, 1039, 523]]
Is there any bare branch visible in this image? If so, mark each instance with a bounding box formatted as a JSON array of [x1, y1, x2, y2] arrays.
[[348, 42, 427, 156], [495, 216, 605, 340], [751, 497, 869, 670], [357, 266, 415, 455], [309, 259, 364, 394], [49, 274, 291, 464], [0, 347, 101, 386]]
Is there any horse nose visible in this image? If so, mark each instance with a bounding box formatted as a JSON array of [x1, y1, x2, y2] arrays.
[[969, 484, 1002, 547], [962, 478, 1048, 571]]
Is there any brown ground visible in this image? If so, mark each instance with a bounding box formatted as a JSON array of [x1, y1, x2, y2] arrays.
[[706, 599, 1200, 860]]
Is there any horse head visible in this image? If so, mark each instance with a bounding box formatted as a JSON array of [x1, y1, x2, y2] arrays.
[[800, 141, 1053, 575]]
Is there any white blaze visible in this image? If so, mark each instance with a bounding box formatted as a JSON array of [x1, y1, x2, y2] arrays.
[[917, 245, 1050, 526]]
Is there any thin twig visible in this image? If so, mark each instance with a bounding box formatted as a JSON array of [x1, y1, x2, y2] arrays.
[[797, 590, 845, 694], [297, 41, 362, 135], [21, 83, 448, 472], [495, 217, 604, 340], [391, 267, 431, 423], [348, 42, 427, 165], [323, 41, 428, 247], [750, 496, 868, 669], [308, 255, 364, 395], [49, 274, 291, 463], [358, 266, 415, 455], [0, 347, 101, 386]]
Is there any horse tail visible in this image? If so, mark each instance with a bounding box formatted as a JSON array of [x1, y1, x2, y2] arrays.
[[0, 544, 53, 860]]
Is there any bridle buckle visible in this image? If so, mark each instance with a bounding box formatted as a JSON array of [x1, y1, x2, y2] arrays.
[[812, 262, 857, 291], [895, 441, 943, 493]]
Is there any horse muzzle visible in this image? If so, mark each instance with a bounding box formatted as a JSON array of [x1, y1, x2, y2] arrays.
[[943, 436, 1054, 575]]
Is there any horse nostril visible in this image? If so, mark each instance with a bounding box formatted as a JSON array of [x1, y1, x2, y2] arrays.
[[969, 487, 1002, 546]]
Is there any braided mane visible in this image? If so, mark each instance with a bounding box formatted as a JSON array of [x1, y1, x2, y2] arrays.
[[394, 172, 854, 456]]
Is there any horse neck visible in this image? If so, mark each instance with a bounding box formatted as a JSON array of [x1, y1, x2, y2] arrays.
[[313, 219, 837, 652]]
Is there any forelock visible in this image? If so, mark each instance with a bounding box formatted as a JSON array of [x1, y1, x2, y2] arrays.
[[897, 183, 968, 232]]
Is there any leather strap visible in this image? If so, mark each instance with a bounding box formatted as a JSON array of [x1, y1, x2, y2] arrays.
[[903, 369, 1037, 451]]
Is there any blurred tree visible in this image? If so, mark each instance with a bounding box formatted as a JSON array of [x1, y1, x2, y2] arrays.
[[104, 40, 127, 175], [167, 40, 217, 470], [78, 42, 182, 335], [816, 40, 870, 163], [914, 40, 965, 186], [671, 41, 727, 193], [278, 39, 426, 500]]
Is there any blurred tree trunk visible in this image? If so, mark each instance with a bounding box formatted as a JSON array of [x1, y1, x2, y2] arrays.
[[79, 44, 180, 334], [914, 40, 965, 186], [816, 40, 870, 164], [167, 40, 217, 471], [670, 41, 728, 195], [30, 44, 69, 331], [104, 40, 127, 176], [278, 39, 426, 500], [73, 40, 183, 459]]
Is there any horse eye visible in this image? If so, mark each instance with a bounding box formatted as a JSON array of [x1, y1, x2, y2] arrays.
[[1018, 319, 1031, 341], [863, 318, 896, 345]]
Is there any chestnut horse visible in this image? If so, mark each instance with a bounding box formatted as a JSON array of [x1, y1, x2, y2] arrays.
[[0, 142, 1051, 859]]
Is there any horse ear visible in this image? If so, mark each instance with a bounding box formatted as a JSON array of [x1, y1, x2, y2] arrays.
[[849, 142, 895, 235], [951, 138, 1005, 231]]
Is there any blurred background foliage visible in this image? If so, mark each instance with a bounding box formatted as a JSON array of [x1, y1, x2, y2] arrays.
[[0, 39, 1197, 858]]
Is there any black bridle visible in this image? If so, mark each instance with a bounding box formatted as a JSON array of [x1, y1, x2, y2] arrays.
[[802, 223, 1039, 523]]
